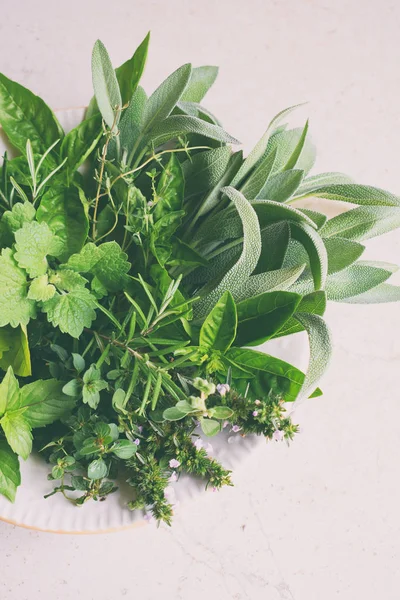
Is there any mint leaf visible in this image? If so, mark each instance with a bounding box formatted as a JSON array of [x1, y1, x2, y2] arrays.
[[14, 221, 63, 277], [0, 366, 20, 417], [19, 379, 75, 428], [0, 248, 36, 328], [42, 287, 97, 338], [0, 411, 32, 460], [66, 241, 130, 292], [0, 440, 21, 502], [49, 269, 88, 292], [1, 201, 36, 234], [28, 274, 56, 301]]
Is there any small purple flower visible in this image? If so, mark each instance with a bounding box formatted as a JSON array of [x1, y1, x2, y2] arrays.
[[168, 471, 178, 483], [222, 420, 230, 429], [169, 458, 181, 469], [137, 425, 143, 433], [252, 410, 259, 417], [212, 487, 217, 493], [194, 438, 204, 450], [216, 383, 230, 397], [134, 438, 140, 445], [255, 399, 261, 406], [231, 425, 241, 433], [272, 429, 285, 442]]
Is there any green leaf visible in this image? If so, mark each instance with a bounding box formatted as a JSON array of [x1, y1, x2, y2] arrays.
[[42, 287, 97, 338], [0, 325, 31, 377], [209, 406, 233, 419], [60, 114, 102, 174], [14, 221, 62, 277], [290, 221, 328, 290], [254, 222, 291, 274], [1, 201, 36, 234], [200, 291, 237, 353], [163, 406, 189, 421], [36, 186, 89, 262], [266, 127, 316, 176], [0, 72, 63, 159], [236, 291, 301, 346], [92, 40, 122, 130], [283, 120, 309, 170], [320, 206, 400, 241], [28, 274, 56, 302], [19, 379, 76, 428], [142, 63, 192, 133], [235, 265, 306, 303], [257, 169, 304, 202], [226, 347, 305, 402], [325, 261, 397, 301], [182, 146, 232, 198], [180, 66, 218, 102], [324, 237, 365, 274], [115, 32, 150, 105], [72, 353, 85, 373], [295, 183, 400, 206], [0, 440, 21, 502], [294, 172, 354, 197], [293, 313, 332, 403], [340, 283, 400, 304], [87, 458, 108, 480], [169, 238, 208, 267], [0, 248, 36, 328], [112, 440, 138, 459], [200, 417, 221, 437], [0, 366, 20, 417], [239, 148, 277, 200], [154, 153, 184, 219], [196, 187, 262, 316], [49, 269, 88, 292], [145, 114, 239, 147], [118, 86, 147, 154], [62, 379, 81, 397], [0, 411, 32, 460], [66, 241, 130, 292], [272, 291, 327, 338], [298, 208, 327, 229]]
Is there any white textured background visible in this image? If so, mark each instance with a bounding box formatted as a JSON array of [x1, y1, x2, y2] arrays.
[[1, 1, 400, 599]]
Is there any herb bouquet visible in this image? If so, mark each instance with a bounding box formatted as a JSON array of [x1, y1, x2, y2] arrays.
[[0, 33, 399, 525]]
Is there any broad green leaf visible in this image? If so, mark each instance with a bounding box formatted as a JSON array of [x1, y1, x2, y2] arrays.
[[200, 417, 221, 437], [0, 325, 31, 377], [235, 265, 306, 303], [195, 187, 261, 317], [1, 201, 36, 234], [142, 63, 192, 133], [180, 66, 218, 102], [239, 148, 277, 200], [325, 261, 397, 301], [118, 86, 147, 154], [0, 248, 36, 328], [92, 40, 122, 130], [254, 221, 291, 274], [145, 114, 239, 147], [42, 287, 97, 338], [0, 72, 63, 159], [293, 313, 332, 403], [235, 291, 301, 346], [183, 146, 232, 198], [231, 104, 303, 187], [272, 291, 327, 338], [266, 127, 316, 175], [37, 185, 89, 262], [226, 347, 305, 402], [169, 238, 208, 267], [320, 206, 400, 241], [28, 274, 56, 302], [294, 183, 400, 206], [324, 237, 365, 273], [66, 241, 130, 292], [200, 291, 237, 353], [60, 113, 102, 174], [112, 439, 137, 459], [294, 172, 354, 197], [298, 208, 327, 229], [210, 406, 233, 419], [88, 458, 108, 480], [0, 411, 32, 460], [0, 440, 21, 502], [0, 366, 20, 416], [49, 269, 87, 292], [290, 221, 328, 290], [257, 169, 304, 202], [115, 32, 150, 105], [20, 379, 76, 428], [14, 221, 63, 277], [340, 283, 400, 304], [154, 153, 184, 219]]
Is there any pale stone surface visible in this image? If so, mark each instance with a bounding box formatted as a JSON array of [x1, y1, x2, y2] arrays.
[[1, 1, 400, 598]]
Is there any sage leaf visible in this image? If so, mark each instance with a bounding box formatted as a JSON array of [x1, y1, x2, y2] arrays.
[[340, 283, 400, 304], [295, 183, 400, 207], [183, 146, 232, 199], [325, 261, 397, 301], [294, 172, 354, 197], [145, 114, 239, 147], [235, 265, 306, 303], [320, 206, 400, 241], [290, 221, 328, 290], [239, 148, 277, 200], [324, 237, 365, 273], [257, 169, 304, 202], [180, 66, 218, 102], [92, 40, 122, 131]]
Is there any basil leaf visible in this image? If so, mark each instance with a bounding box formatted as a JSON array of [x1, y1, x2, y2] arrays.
[[272, 291, 327, 338], [60, 113, 102, 175], [0, 411, 32, 460], [0, 325, 31, 377], [115, 32, 150, 105], [19, 379, 76, 428], [0, 367, 20, 417], [0, 440, 21, 502], [200, 291, 237, 353]]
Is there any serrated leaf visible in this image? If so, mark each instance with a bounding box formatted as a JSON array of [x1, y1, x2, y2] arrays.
[[272, 291, 327, 338], [257, 169, 304, 202], [290, 221, 328, 290], [195, 187, 261, 317], [0, 411, 32, 460], [295, 183, 400, 206], [28, 274, 56, 302], [200, 291, 237, 353], [1, 201, 36, 234], [19, 379, 76, 428], [36, 186, 89, 262], [145, 114, 239, 147], [180, 65, 218, 102], [325, 261, 397, 301], [324, 237, 365, 273], [0, 325, 31, 377], [92, 40, 122, 130], [66, 241, 130, 292], [293, 313, 332, 404], [0, 440, 21, 502], [0, 248, 36, 328], [0, 72, 63, 160], [0, 366, 20, 416], [236, 291, 301, 346], [60, 113, 102, 174], [14, 221, 62, 277], [49, 269, 88, 292], [42, 287, 97, 338], [320, 206, 400, 241]]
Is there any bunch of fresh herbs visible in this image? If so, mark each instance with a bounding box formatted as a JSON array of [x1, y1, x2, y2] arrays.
[[0, 33, 399, 523]]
